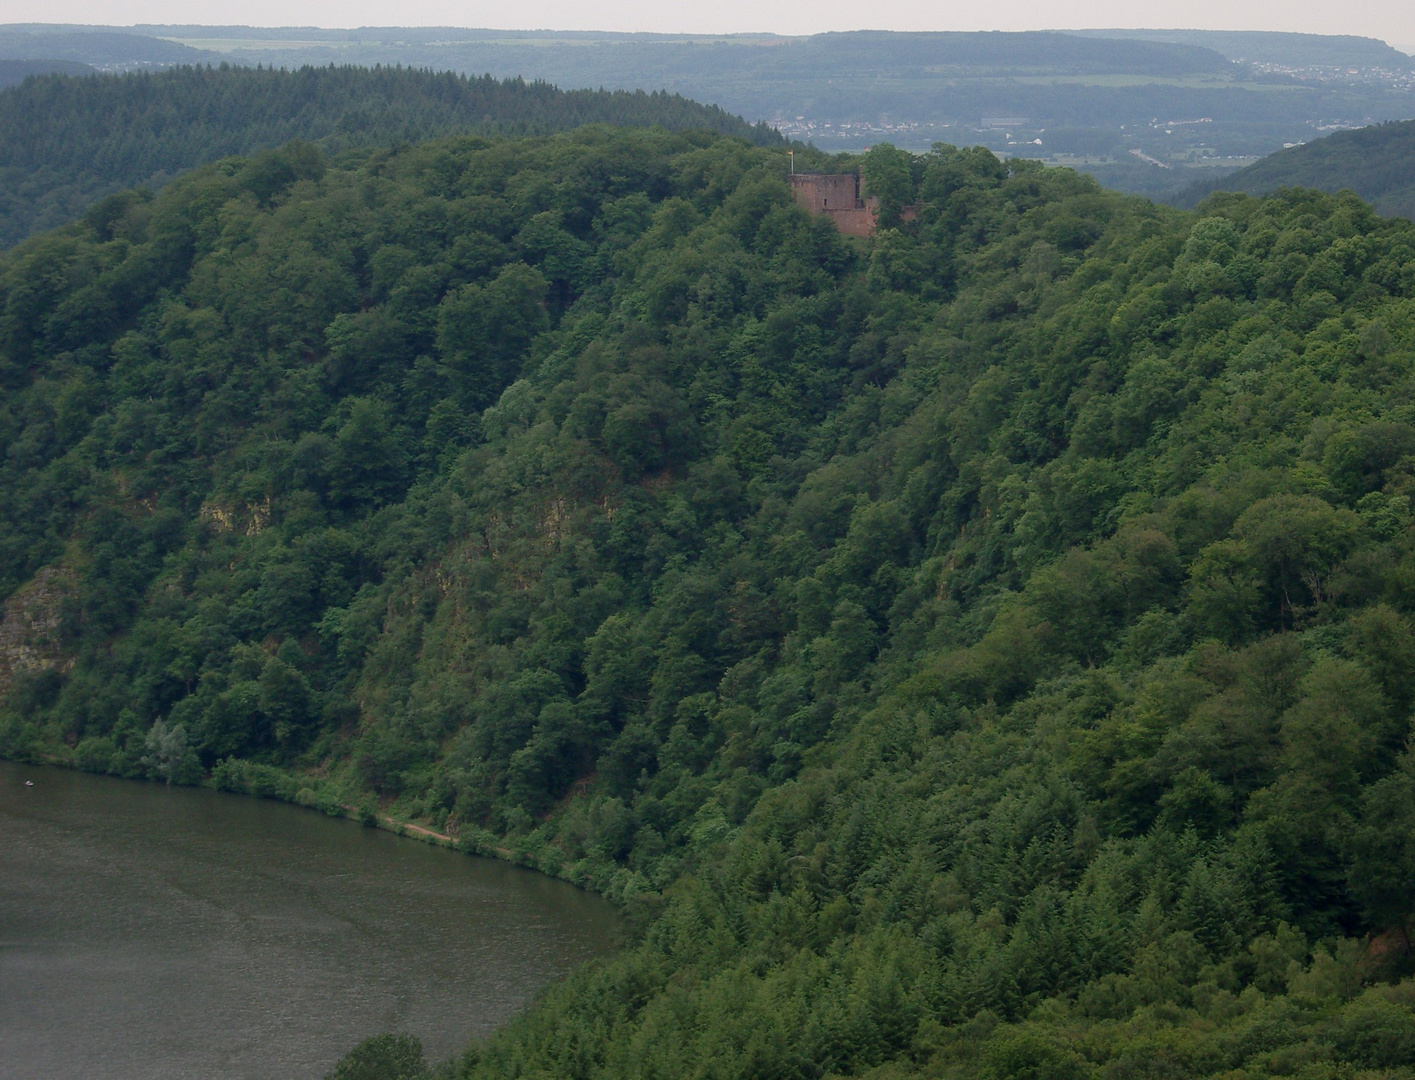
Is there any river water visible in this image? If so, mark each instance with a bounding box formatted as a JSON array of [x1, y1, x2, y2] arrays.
[[0, 762, 619, 1079]]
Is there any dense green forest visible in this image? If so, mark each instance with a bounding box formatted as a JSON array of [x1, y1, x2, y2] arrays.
[[7, 126, 1415, 1077], [1179, 118, 1415, 221], [0, 63, 779, 248]]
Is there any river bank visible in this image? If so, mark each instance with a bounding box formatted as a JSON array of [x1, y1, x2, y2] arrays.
[[19, 746, 533, 865]]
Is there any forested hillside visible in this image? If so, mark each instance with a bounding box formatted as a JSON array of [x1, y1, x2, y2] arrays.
[[7, 128, 1415, 1077], [1179, 119, 1415, 220], [0, 63, 779, 248]]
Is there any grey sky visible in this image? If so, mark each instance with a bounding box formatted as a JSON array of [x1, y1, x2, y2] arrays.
[[10, 1, 1415, 52]]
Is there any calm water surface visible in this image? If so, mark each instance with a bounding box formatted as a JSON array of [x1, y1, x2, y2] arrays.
[[0, 762, 620, 1079]]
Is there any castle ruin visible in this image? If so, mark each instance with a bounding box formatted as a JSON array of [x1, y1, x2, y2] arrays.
[[789, 172, 918, 237], [789, 173, 878, 238]]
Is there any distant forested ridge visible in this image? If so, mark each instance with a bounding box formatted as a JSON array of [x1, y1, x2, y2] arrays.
[[1178, 118, 1415, 221], [0, 58, 92, 88], [0, 63, 780, 247], [56, 23, 1415, 191], [1068, 28, 1415, 70], [0, 26, 210, 67], [9, 128, 1415, 1076], [7, 24, 1415, 206]]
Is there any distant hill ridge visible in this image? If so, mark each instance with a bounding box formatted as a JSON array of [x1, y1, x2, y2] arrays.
[[0, 62, 781, 248], [1176, 119, 1415, 220], [0, 28, 208, 67], [0, 24, 1239, 72], [1067, 28, 1414, 69], [0, 58, 92, 88], [4, 22, 1415, 190]]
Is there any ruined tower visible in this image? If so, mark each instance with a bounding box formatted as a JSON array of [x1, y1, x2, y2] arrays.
[[789, 173, 879, 238]]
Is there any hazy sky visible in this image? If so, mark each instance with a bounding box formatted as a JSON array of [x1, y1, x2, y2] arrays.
[[13, 0, 1415, 51]]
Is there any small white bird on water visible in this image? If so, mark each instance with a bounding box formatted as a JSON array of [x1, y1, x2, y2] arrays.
[[24, 780, 33, 786]]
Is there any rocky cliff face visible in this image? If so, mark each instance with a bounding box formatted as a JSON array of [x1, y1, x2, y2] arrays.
[[0, 566, 75, 699]]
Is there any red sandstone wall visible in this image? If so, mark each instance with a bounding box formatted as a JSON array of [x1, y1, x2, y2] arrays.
[[790, 173, 861, 214], [791, 173, 917, 237], [827, 207, 877, 238]]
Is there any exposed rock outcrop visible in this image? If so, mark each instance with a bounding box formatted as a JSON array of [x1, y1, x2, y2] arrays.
[[0, 565, 76, 699]]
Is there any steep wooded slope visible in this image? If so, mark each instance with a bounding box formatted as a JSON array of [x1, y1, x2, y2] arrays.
[[5, 130, 1415, 1077]]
